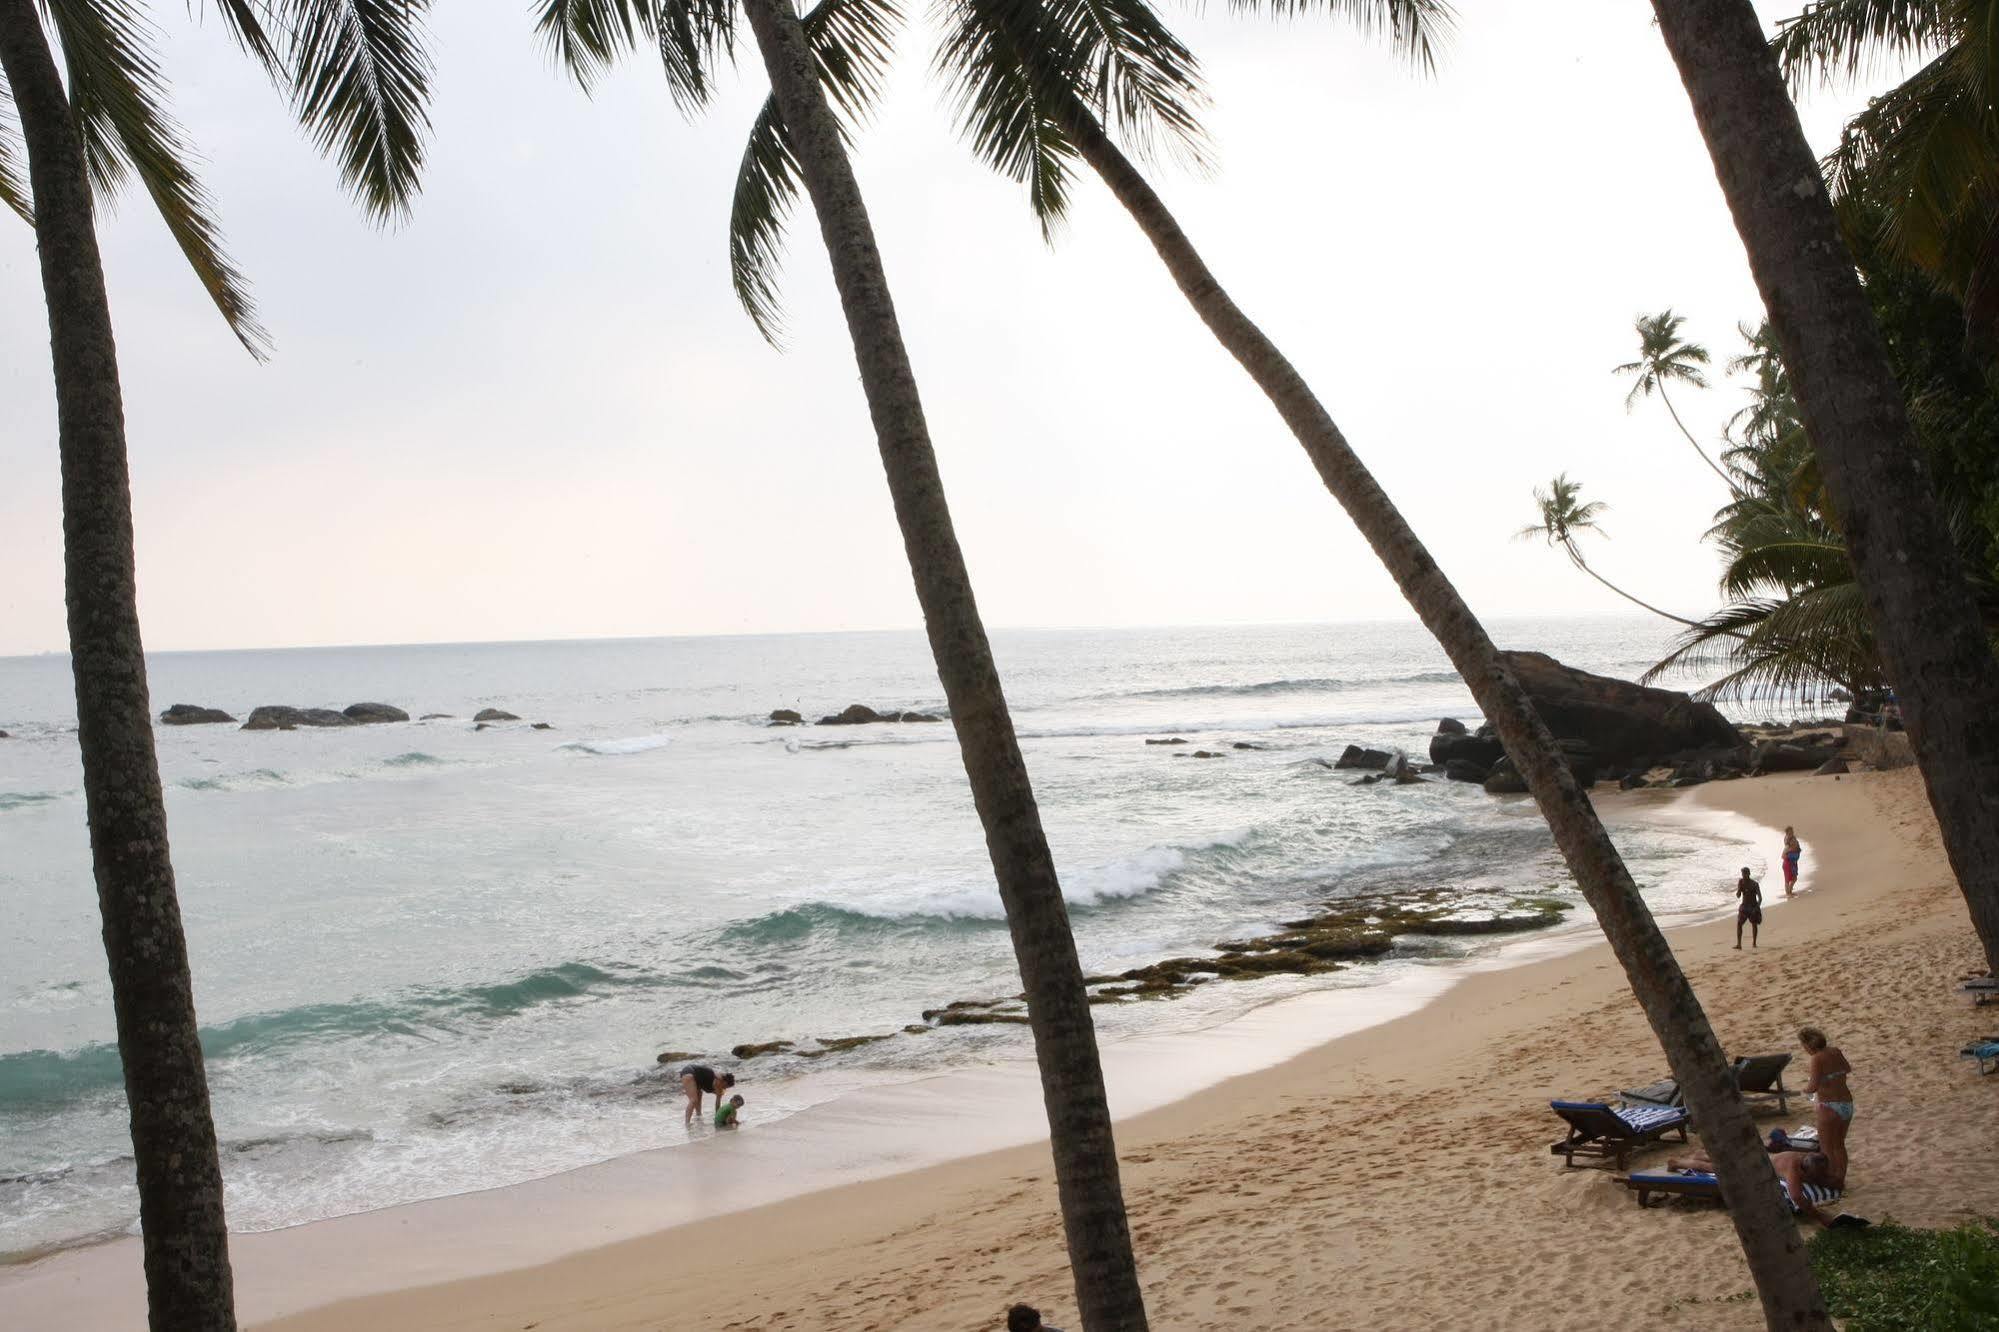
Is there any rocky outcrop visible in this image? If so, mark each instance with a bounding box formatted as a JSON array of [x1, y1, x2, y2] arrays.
[[1482, 757, 1529, 794], [819, 704, 887, 725], [1429, 728, 1504, 768], [900, 712, 943, 723], [1815, 756, 1850, 775], [1176, 749, 1227, 759], [419, 713, 454, 720], [1443, 758, 1488, 783], [768, 709, 804, 726], [531, 722, 554, 730], [342, 702, 409, 724], [160, 704, 234, 725], [472, 708, 520, 723], [1435, 717, 1467, 737], [1334, 745, 1393, 770], [242, 706, 356, 730], [1497, 650, 1744, 767], [1145, 737, 1188, 746]]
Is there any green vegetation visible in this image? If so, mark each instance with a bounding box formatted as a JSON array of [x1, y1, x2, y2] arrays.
[[1809, 1221, 1999, 1330]]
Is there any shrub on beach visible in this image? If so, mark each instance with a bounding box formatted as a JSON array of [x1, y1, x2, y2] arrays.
[[1809, 1220, 1999, 1330]]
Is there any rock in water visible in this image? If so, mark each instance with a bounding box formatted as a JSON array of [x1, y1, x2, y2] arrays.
[[342, 702, 409, 724], [472, 708, 520, 723], [1145, 737, 1188, 746], [900, 712, 943, 723], [818, 703, 885, 725], [1482, 757, 1529, 794], [1435, 717, 1467, 737], [419, 713, 454, 720], [242, 705, 356, 730], [767, 709, 804, 725], [1443, 758, 1488, 783], [160, 703, 234, 725], [1496, 650, 1744, 767], [531, 722, 554, 730], [1333, 745, 1393, 770], [1429, 731, 1504, 767]]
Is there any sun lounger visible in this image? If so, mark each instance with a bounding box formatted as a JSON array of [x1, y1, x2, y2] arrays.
[[1549, 1100, 1689, 1169], [1618, 1053, 1792, 1116], [1619, 1169, 1841, 1212], [1961, 1039, 1999, 1075]]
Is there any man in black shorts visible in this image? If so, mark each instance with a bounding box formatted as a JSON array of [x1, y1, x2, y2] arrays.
[[679, 1063, 736, 1127], [1735, 867, 1763, 949]]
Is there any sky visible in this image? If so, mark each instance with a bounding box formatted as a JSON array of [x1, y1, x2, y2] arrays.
[[0, 1, 1891, 655]]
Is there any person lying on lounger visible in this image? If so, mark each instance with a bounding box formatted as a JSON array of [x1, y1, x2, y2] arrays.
[[1663, 1147, 1852, 1227]]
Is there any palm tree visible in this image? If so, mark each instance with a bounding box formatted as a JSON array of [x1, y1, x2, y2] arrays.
[[1771, 0, 1999, 340], [1613, 310, 1741, 491], [1646, 0, 1999, 989], [808, 1, 1823, 1321], [0, 3, 434, 1325], [539, 2, 1149, 1324], [1517, 473, 1715, 628]]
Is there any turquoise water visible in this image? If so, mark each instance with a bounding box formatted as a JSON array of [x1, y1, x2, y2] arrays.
[[0, 619, 1789, 1259]]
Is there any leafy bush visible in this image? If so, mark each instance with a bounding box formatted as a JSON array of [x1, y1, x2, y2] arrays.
[[1809, 1221, 1999, 1330]]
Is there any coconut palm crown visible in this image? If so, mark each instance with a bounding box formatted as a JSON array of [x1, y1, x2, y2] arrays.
[[0, 0, 438, 356]]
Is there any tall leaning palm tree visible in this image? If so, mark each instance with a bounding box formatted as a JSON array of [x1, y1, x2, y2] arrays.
[[539, 2, 1150, 1325], [0, 3, 433, 1326], [841, 2, 1828, 1322], [1517, 473, 1713, 628], [1647, 0, 1999, 984], [1613, 309, 1740, 490]]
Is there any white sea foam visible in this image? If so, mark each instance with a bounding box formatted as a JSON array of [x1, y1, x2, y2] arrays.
[[556, 733, 675, 756]]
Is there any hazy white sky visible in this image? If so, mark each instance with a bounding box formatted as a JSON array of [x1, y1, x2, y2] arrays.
[[0, 1, 1881, 655]]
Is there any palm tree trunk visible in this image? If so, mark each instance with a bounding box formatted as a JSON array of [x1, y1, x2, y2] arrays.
[[735, 2, 1146, 1326], [1656, 378, 1742, 493], [1060, 107, 1830, 1327], [0, 4, 236, 1329], [1648, 0, 1999, 980], [1564, 545, 1715, 630]]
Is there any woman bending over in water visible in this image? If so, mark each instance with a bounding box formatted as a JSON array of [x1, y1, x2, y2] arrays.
[[678, 1063, 736, 1128], [1800, 1027, 1854, 1185]]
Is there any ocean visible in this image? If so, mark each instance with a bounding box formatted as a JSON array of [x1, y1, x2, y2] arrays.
[[0, 618, 1796, 1262]]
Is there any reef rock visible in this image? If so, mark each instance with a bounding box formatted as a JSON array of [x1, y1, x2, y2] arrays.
[[768, 708, 804, 725], [242, 705, 355, 730], [472, 708, 520, 723], [819, 703, 887, 726], [342, 702, 409, 724], [1334, 745, 1393, 770], [160, 703, 234, 725]]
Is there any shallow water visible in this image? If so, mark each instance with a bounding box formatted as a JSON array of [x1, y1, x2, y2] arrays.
[[0, 618, 1816, 1259]]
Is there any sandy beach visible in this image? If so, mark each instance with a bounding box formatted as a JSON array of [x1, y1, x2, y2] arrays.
[[12, 766, 1996, 1330]]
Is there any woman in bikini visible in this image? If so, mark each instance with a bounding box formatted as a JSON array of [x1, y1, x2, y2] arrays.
[[678, 1062, 736, 1128], [1782, 827, 1802, 896], [1800, 1026, 1854, 1185]]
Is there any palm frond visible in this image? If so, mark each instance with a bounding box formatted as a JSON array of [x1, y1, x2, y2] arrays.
[[276, 0, 436, 223], [1771, 0, 1957, 88], [1219, 0, 1455, 74], [727, 0, 902, 340], [934, 0, 1209, 235], [653, 0, 737, 112], [535, 0, 654, 90], [43, 0, 268, 355], [203, 0, 284, 78], [0, 78, 31, 225]]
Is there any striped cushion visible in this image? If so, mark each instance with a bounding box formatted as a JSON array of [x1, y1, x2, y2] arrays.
[[1615, 1105, 1688, 1133], [1667, 1171, 1842, 1207]]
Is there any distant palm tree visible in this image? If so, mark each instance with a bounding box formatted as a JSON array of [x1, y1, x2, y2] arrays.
[[539, 2, 1150, 1323], [1517, 473, 1712, 628], [0, 3, 434, 1325], [1648, 0, 1999, 1011], [1772, 0, 1999, 339], [1613, 310, 1739, 490]]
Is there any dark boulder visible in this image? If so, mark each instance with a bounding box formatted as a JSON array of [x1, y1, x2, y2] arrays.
[[1496, 650, 1745, 768], [767, 709, 803, 726], [1444, 758, 1490, 783], [1231, 741, 1266, 751], [531, 722, 554, 730], [1815, 756, 1850, 776], [819, 703, 886, 726], [161, 704, 234, 725], [1385, 751, 1423, 784], [1557, 738, 1599, 787], [1190, 750, 1225, 759], [242, 705, 355, 730], [1334, 745, 1393, 771], [419, 713, 454, 720], [1435, 717, 1467, 737], [342, 702, 409, 724], [1750, 738, 1841, 774], [472, 708, 520, 723], [1430, 731, 1504, 767], [901, 712, 943, 723], [1145, 737, 1188, 746], [1483, 758, 1529, 794]]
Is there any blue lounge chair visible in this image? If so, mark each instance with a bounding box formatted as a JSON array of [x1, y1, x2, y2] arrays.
[[1620, 1169, 1840, 1212], [1962, 1039, 1999, 1075], [1619, 1053, 1792, 1115], [1549, 1100, 1689, 1169]]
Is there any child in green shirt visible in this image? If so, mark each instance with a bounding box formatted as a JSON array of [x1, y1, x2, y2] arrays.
[[714, 1093, 745, 1129]]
